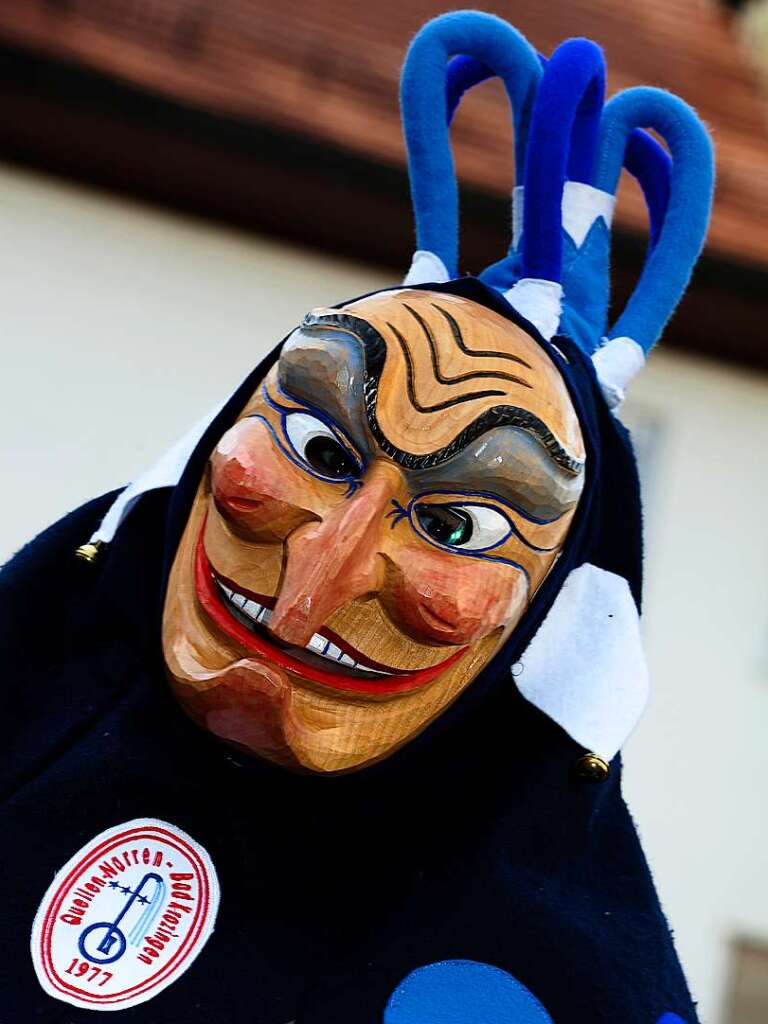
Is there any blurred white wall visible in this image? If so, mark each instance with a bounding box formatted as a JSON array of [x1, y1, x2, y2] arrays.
[[1, 163, 767, 1022]]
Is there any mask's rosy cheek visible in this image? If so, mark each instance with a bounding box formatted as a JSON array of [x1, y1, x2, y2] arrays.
[[210, 419, 317, 538], [380, 540, 530, 646]]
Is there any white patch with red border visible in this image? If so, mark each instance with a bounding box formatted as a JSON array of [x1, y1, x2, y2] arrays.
[[30, 818, 220, 1011]]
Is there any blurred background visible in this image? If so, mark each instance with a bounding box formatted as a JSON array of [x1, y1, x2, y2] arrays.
[[0, 2, 766, 1020]]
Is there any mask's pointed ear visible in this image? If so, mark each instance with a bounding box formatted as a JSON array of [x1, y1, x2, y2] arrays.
[[592, 88, 714, 407], [399, 11, 541, 282]]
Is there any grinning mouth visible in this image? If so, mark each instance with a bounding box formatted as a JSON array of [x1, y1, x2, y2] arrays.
[[194, 528, 467, 696], [215, 582, 397, 677]]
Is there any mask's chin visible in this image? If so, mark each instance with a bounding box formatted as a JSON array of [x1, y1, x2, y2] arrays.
[[170, 625, 512, 775]]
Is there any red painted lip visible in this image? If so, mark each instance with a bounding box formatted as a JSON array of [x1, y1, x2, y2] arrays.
[[193, 526, 467, 696], [207, 572, 402, 676]]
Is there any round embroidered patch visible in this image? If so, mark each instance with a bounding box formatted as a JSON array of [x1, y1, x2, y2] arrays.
[[30, 818, 220, 1011]]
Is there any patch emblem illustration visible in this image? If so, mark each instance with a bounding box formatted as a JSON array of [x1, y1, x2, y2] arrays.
[[30, 818, 220, 1011]]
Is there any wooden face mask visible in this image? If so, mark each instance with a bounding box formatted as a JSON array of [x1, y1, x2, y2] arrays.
[[163, 289, 585, 773]]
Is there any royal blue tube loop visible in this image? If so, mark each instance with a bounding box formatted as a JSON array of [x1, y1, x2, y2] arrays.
[[446, 55, 671, 258], [597, 87, 714, 352], [520, 38, 606, 284], [400, 11, 541, 276]]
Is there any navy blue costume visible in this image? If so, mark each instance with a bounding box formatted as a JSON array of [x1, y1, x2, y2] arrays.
[[2, 279, 697, 1023]]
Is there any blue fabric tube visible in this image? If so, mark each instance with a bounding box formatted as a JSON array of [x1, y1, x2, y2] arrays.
[[446, 54, 670, 249], [596, 87, 714, 351], [400, 11, 541, 276], [624, 128, 671, 252], [520, 38, 606, 284], [445, 54, 492, 125], [446, 54, 671, 267]]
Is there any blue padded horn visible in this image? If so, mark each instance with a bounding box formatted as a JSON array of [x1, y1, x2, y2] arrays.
[[446, 55, 671, 254], [400, 11, 542, 278], [492, 38, 607, 342], [624, 129, 670, 252], [445, 54, 494, 125], [596, 87, 714, 353], [518, 38, 606, 286]]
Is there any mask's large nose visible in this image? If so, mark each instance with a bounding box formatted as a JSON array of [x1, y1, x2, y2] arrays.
[[267, 460, 401, 646]]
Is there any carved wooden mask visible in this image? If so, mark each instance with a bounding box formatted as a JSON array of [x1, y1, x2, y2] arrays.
[[162, 289, 585, 773]]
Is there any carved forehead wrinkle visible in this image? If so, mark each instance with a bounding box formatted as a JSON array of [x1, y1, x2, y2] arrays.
[[339, 289, 585, 462]]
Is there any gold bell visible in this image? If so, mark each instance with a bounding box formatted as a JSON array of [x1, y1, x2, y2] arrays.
[[575, 752, 610, 782], [75, 540, 104, 564]]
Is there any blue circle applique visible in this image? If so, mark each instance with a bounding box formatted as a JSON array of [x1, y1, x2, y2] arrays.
[[384, 960, 554, 1024]]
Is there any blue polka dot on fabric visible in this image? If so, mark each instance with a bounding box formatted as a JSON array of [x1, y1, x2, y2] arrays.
[[384, 960, 554, 1024]]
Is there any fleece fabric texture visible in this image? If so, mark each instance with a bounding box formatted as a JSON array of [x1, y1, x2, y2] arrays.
[[400, 11, 541, 276], [518, 38, 605, 285], [596, 87, 714, 352], [1, 278, 697, 1024]]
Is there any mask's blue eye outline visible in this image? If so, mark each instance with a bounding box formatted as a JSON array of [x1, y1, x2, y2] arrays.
[[387, 490, 562, 578], [410, 500, 514, 554], [247, 385, 365, 494]]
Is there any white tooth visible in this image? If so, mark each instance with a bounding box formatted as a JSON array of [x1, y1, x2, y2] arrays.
[[258, 606, 271, 624], [307, 633, 326, 653], [218, 583, 233, 598], [339, 653, 355, 667], [232, 593, 246, 609], [356, 664, 391, 676], [325, 643, 342, 661], [242, 599, 261, 621]]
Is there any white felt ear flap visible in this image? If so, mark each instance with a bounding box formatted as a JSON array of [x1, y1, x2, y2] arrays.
[[514, 563, 649, 761], [592, 336, 646, 410], [402, 249, 451, 286]]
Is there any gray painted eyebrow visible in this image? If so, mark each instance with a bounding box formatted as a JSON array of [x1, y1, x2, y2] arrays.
[[408, 426, 583, 523], [276, 328, 375, 456]]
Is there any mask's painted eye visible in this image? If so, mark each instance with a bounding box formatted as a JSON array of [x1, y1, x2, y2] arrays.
[[413, 503, 512, 551], [283, 412, 361, 480]]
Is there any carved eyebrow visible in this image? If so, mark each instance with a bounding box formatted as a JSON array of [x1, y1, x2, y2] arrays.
[[299, 311, 584, 475], [418, 432, 582, 524]]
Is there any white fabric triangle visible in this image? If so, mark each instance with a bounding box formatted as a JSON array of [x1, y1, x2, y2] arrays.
[[88, 398, 228, 545], [514, 563, 649, 761], [512, 182, 615, 250], [561, 181, 615, 248]]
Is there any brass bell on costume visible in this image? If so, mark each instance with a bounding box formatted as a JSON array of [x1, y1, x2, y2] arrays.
[[74, 540, 103, 564], [575, 753, 610, 782]]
